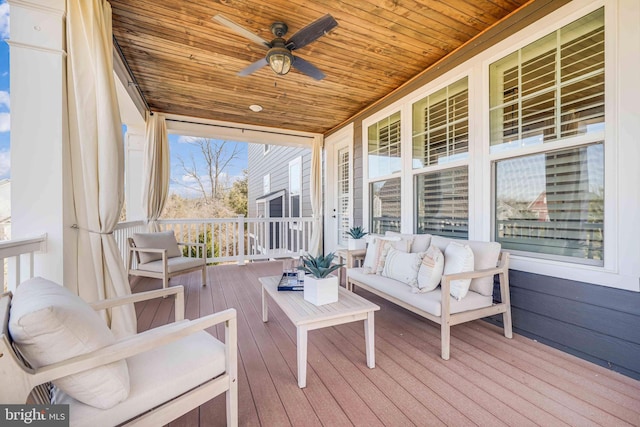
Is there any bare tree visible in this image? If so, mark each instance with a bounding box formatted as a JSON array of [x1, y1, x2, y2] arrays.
[[175, 138, 242, 203]]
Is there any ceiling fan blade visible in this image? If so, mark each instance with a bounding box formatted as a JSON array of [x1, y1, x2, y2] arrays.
[[291, 56, 326, 80], [286, 14, 338, 51], [238, 58, 268, 76], [213, 14, 271, 48]]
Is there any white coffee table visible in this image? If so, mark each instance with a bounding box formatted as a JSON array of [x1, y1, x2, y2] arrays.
[[260, 275, 380, 388]]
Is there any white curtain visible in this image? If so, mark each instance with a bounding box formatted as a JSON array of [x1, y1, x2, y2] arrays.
[[142, 113, 170, 232], [66, 0, 137, 338], [308, 135, 324, 256]]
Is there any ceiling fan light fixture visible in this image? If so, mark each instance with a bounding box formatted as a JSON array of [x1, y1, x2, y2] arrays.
[[266, 46, 292, 76]]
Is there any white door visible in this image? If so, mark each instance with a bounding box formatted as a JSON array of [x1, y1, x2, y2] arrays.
[[325, 125, 353, 253]]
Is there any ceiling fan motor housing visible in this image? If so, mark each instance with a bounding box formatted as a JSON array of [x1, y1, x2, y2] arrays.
[[271, 22, 288, 38]]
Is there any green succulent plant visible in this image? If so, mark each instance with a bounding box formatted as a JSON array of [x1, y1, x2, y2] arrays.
[[298, 252, 343, 279], [346, 226, 368, 239]]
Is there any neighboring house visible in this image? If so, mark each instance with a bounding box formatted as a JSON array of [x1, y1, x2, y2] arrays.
[[247, 143, 312, 219], [247, 143, 312, 254]]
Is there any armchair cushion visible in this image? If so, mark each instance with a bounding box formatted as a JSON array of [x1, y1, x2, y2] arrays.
[[52, 330, 226, 427], [9, 277, 130, 409], [136, 256, 204, 274], [133, 231, 182, 264]]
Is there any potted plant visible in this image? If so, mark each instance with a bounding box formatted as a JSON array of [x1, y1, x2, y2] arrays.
[[346, 226, 368, 250], [298, 252, 343, 305]]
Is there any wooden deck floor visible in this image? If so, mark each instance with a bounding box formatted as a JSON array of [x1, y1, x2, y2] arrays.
[[131, 262, 640, 427]]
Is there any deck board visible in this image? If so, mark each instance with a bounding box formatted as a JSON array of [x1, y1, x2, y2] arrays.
[[131, 261, 640, 427]]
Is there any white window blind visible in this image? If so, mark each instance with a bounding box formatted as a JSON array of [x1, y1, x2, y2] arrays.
[[489, 8, 604, 150], [415, 166, 469, 239], [370, 178, 401, 234], [495, 143, 604, 264], [412, 77, 469, 168], [368, 112, 402, 178]]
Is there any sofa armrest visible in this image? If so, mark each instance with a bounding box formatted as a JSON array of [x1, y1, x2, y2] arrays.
[[89, 286, 185, 322], [31, 308, 237, 386]]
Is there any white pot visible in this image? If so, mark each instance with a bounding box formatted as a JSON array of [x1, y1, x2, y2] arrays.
[[347, 238, 367, 251], [303, 275, 339, 306]]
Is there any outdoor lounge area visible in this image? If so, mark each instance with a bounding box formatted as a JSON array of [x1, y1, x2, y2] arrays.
[[4, 0, 640, 425], [132, 264, 640, 426]]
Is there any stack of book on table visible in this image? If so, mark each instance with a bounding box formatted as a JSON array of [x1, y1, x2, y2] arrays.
[[278, 272, 304, 291]]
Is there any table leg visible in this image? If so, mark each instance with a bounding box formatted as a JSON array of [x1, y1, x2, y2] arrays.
[[297, 326, 308, 388], [364, 311, 375, 368], [337, 253, 344, 287], [262, 285, 268, 322]]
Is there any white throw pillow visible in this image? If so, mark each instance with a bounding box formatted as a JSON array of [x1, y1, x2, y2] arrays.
[[362, 236, 409, 274], [9, 277, 130, 409], [381, 247, 424, 287], [415, 245, 445, 293], [132, 231, 182, 264], [443, 242, 475, 300]]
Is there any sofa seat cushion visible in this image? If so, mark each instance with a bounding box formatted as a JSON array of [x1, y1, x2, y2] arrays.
[[347, 268, 492, 317], [431, 236, 501, 297], [52, 331, 226, 427], [9, 277, 129, 409], [132, 231, 182, 264], [138, 256, 204, 273]]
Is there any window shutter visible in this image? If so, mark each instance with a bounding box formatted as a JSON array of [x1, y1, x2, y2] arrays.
[[415, 167, 468, 238]]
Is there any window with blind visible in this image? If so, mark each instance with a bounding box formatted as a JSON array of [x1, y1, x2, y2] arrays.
[[495, 143, 604, 265], [412, 77, 469, 168], [368, 111, 401, 178], [370, 178, 401, 234], [489, 8, 604, 151], [415, 167, 468, 238]]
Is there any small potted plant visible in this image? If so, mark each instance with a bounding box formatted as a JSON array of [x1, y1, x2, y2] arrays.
[[298, 252, 343, 305], [346, 225, 368, 250]]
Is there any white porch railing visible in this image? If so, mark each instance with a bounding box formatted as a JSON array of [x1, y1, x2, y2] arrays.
[[114, 216, 315, 266], [0, 234, 47, 292]]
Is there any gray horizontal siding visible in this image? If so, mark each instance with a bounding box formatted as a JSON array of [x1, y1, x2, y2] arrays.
[[247, 143, 312, 218], [489, 270, 640, 380]]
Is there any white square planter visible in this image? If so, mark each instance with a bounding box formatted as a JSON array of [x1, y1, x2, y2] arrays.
[[303, 275, 339, 306], [347, 238, 367, 251]]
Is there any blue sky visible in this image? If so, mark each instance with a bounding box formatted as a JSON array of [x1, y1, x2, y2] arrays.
[[167, 134, 247, 197], [0, 0, 10, 180]]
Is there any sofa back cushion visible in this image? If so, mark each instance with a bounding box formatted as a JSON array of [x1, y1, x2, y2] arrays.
[[362, 236, 410, 274], [431, 236, 501, 296], [385, 231, 432, 253], [9, 277, 130, 409], [132, 231, 182, 264]]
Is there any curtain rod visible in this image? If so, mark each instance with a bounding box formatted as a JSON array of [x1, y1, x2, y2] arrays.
[[165, 118, 315, 139], [113, 36, 151, 113]]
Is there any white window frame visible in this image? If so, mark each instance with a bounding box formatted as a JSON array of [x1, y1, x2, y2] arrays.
[[359, 0, 640, 291], [362, 105, 404, 235], [263, 174, 270, 195], [288, 156, 302, 218]]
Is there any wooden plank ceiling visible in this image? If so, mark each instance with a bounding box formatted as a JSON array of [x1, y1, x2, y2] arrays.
[[109, 0, 529, 134]]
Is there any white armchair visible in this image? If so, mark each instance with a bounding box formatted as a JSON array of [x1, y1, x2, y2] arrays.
[[1, 277, 237, 426], [127, 231, 207, 289]]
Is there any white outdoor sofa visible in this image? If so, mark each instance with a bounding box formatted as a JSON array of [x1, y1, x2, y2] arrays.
[[347, 233, 512, 360]]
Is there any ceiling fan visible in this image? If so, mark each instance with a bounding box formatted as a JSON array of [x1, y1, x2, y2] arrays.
[[213, 14, 338, 80]]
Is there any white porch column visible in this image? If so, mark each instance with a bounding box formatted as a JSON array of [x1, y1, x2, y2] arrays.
[[8, 0, 76, 290]]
